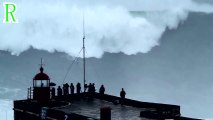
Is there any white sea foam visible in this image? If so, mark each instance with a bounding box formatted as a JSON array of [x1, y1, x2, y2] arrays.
[[0, 0, 213, 57]]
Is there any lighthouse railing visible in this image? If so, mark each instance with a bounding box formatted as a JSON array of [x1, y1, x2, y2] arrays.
[[27, 87, 33, 100]]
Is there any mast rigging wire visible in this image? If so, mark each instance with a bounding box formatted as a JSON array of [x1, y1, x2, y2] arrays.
[[62, 48, 83, 84]]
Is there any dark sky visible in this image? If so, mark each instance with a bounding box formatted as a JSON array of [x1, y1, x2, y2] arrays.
[[195, 0, 213, 4]]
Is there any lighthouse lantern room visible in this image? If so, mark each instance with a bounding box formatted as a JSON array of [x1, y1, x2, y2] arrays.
[[33, 60, 50, 102]]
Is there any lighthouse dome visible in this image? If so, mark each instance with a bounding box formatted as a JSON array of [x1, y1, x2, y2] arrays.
[[33, 67, 50, 80]]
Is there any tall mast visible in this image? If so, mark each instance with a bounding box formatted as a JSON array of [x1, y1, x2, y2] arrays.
[[40, 58, 43, 67], [83, 14, 86, 92]]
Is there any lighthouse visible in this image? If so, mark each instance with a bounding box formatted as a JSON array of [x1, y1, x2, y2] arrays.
[[32, 61, 50, 102]]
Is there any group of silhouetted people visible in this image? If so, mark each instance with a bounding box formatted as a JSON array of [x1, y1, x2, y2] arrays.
[[50, 82, 83, 98], [51, 83, 126, 102], [87, 83, 96, 94], [51, 82, 81, 97]]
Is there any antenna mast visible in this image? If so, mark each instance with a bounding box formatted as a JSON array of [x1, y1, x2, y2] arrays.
[[83, 13, 86, 92], [40, 58, 43, 67]]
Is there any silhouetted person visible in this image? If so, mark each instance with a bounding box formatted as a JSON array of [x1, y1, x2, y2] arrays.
[[64, 83, 69, 95], [88, 83, 92, 93], [120, 88, 126, 99], [70, 83, 74, 94], [92, 83, 96, 94], [88, 83, 95, 99], [120, 88, 126, 104], [84, 84, 88, 92], [51, 87, 55, 99], [99, 85, 105, 95], [76, 82, 81, 94], [87, 83, 92, 98], [63, 84, 66, 95], [41, 83, 44, 87], [57, 86, 62, 97]]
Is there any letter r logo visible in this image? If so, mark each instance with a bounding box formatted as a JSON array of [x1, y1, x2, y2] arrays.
[[3, 3, 18, 23]]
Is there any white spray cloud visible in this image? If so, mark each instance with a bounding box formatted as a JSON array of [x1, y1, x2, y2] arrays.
[[0, 0, 213, 58], [0, 99, 14, 120]]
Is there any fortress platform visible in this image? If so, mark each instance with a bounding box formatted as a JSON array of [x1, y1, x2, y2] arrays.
[[13, 92, 200, 120]]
